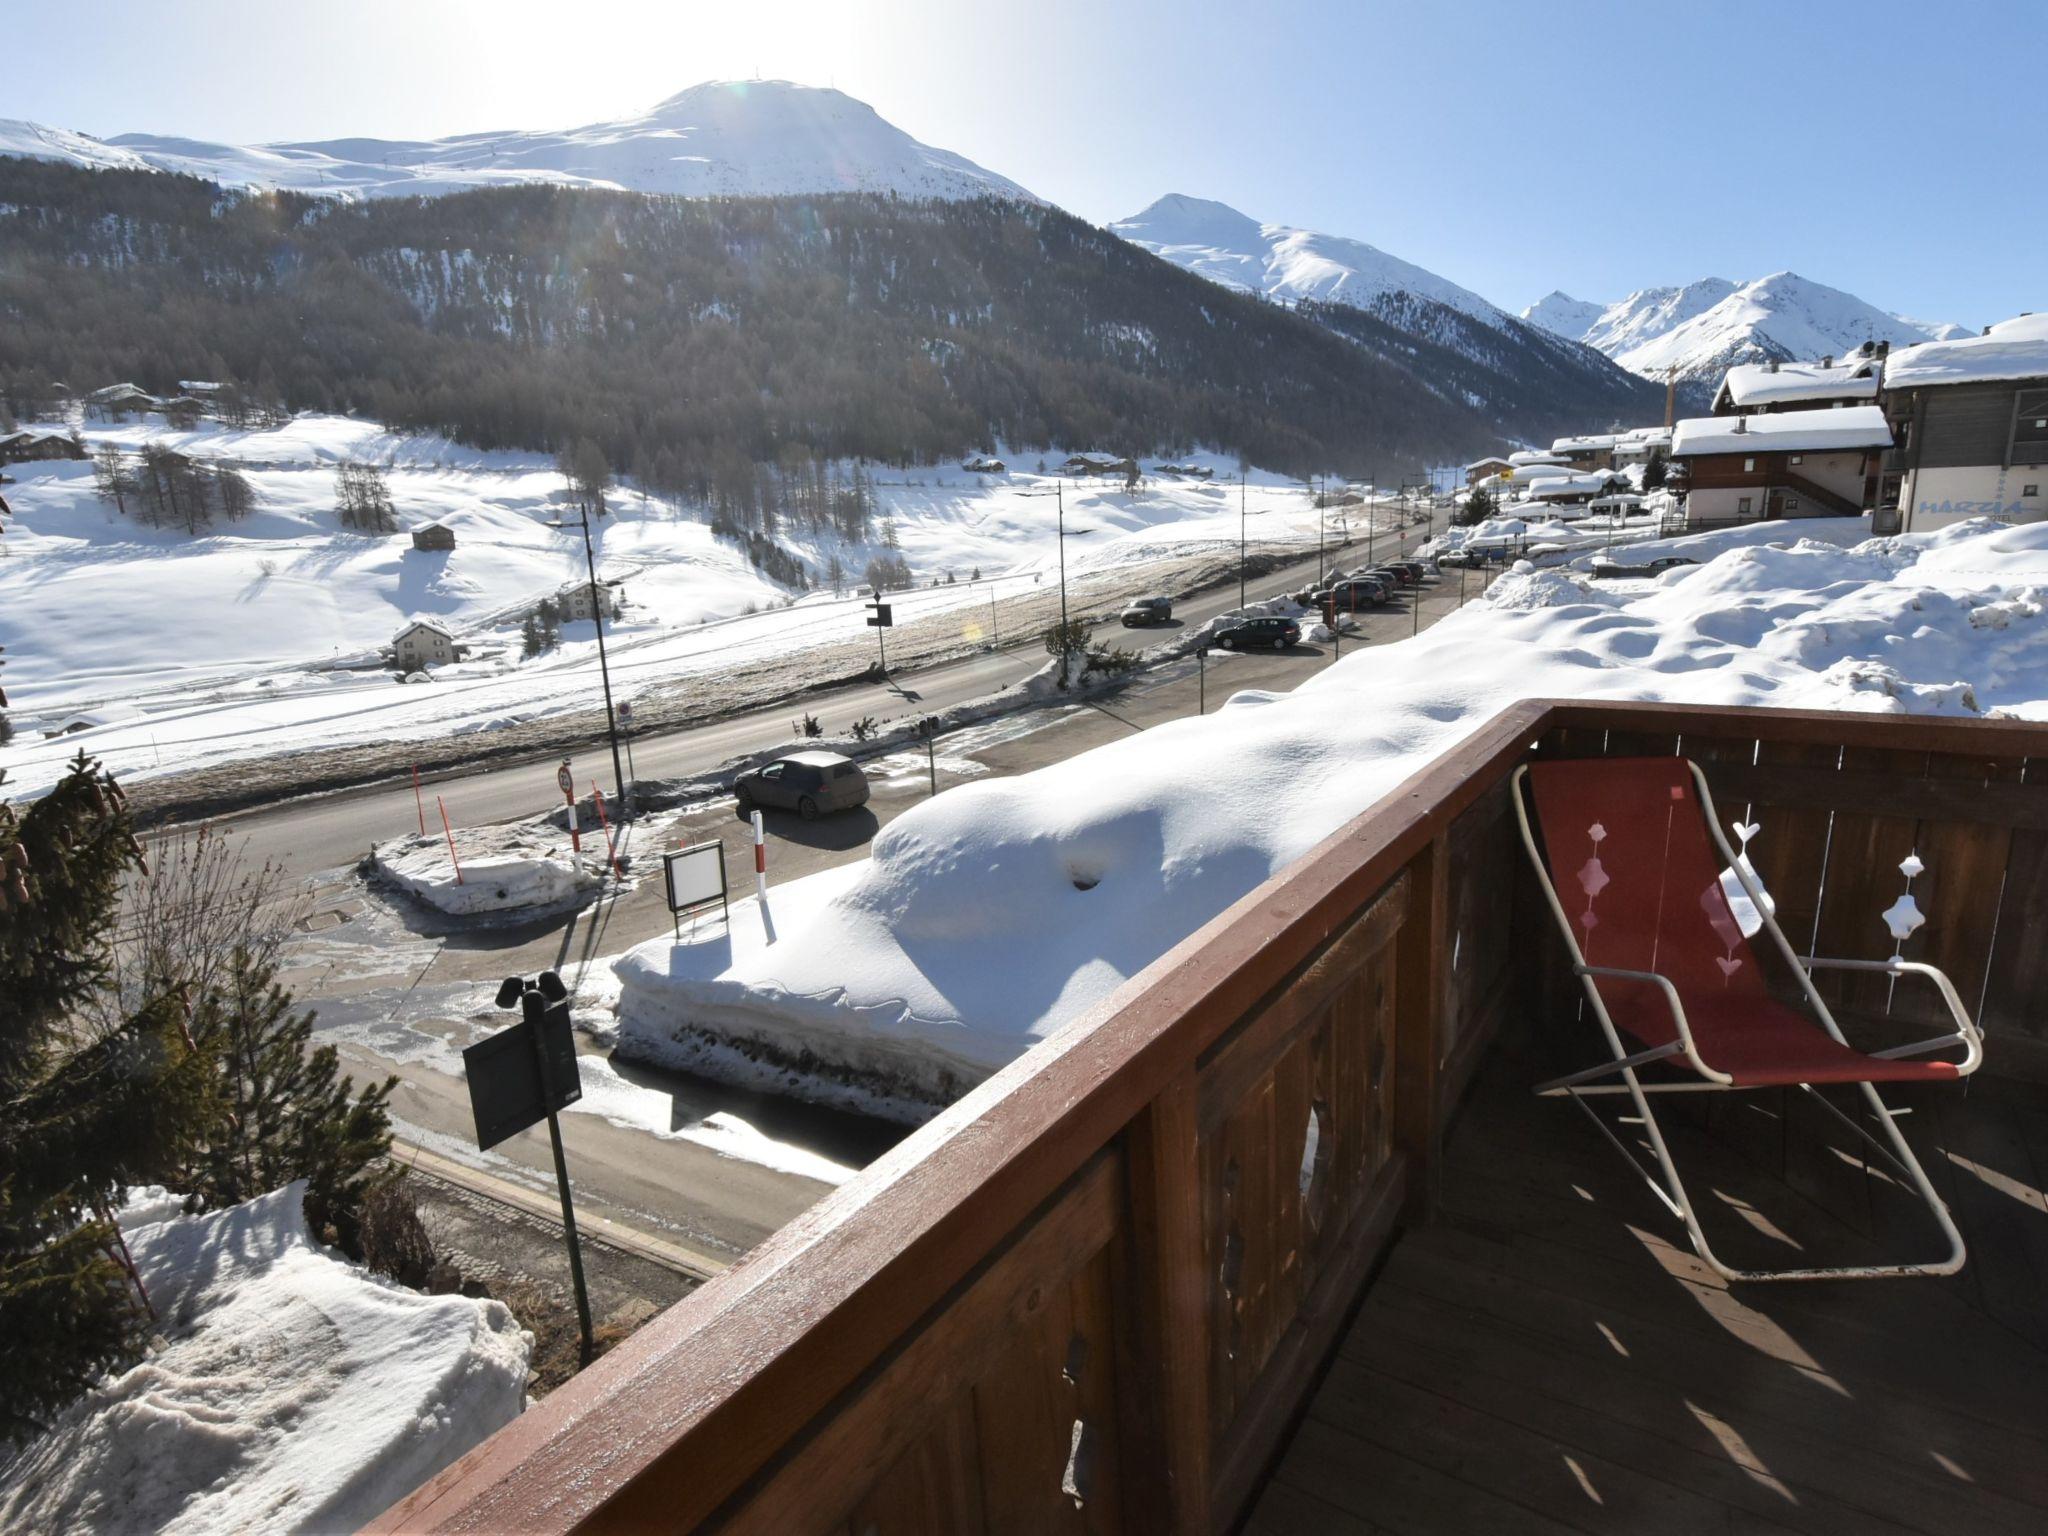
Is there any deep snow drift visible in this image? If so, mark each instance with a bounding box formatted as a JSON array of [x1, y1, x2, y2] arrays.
[[614, 517, 2048, 1118], [0, 1184, 530, 1534]]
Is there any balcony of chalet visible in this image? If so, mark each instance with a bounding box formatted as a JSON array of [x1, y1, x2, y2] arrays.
[[373, 700, 2048, 1536]]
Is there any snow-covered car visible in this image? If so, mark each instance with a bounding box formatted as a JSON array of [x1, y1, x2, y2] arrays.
[[1213, 615, 1302, 650], [735, 751, 871, 820], [1119, 595, 1174, 626]]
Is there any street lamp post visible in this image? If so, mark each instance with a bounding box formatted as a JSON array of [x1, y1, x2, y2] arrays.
[[550, 501, 628, 814], [1238, 469, 1247, 610]]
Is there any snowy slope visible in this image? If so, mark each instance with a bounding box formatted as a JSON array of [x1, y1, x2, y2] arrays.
[[1525, 273, 1964, 388], [1521, 291, 1607, 340], [3, 80, 1039, 204], [614, 517, 2048, 1117], [0, 416, 1341, 797], [0, 1184, 529, 1534], [1112, 194, 1507, 327], [1110, 195, 1659, 441]]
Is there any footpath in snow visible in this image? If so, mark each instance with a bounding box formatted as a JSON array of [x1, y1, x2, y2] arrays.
[[612, 517, 2048, 1120], [0, 1184, 530, 1534]]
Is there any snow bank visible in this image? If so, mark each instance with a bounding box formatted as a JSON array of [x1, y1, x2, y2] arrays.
[[0, 1184, 530, 1534], [373, 825, 598, 915], [612, 518, 2048, 1119]]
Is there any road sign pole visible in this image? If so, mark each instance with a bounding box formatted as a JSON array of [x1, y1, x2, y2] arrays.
[[411, 765, 426, 837], [558, 760, 580, 854], [1198, 647, 1206, 714], [522, 986, 592, 1365]]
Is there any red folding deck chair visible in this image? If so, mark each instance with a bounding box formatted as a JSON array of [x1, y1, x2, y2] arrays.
[[1513, 755, 1984, 1281]]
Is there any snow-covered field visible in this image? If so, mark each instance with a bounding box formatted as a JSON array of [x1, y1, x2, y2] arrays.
[[613, 516, 2048, 1119], [0, 1184, 529, 1534], [0, 412, 1339, 798]]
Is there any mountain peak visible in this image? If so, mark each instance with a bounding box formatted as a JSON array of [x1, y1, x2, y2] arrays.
[[1, 80, 1041, 206]]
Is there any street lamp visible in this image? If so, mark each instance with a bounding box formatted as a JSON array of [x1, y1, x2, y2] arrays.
[[546, 502, 627, 815]]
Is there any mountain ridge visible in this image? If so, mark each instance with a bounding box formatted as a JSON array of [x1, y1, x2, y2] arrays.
[[1523, 273, 1967, 391], [1113, 194, 1660, 443], [1, 80, 1040, 204]]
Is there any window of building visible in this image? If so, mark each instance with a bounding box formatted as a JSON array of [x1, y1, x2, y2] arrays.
[[1738, 496, 1754, 515], [1788, 454, 1803, 465], [1743, 457, 1756, 473], [2013, 387, 2048, 465], [2026, 484, 2041, 498]]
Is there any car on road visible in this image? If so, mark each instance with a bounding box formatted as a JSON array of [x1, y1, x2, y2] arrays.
[[1119, 595, 1175, 627], [1589, 554, 1700, 579], [734, 750, 871, 820], [1212, 615, 1301, 650]]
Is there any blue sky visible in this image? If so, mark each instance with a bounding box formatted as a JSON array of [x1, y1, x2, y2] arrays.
[[5, 0, 2035, 327]]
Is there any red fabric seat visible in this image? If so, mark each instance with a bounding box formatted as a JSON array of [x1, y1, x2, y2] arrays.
[[1525, 757, 1957, 1088]]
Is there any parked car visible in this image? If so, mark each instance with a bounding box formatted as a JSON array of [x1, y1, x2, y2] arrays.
[[1119, 595, 1174, 627], [1313, 578, 1390, 609], [1212, 614, 1301, 650], [1357, 566, 1411, 588], [734, 751, 871, 820], [1433, 549, 1476, 569], [1387, 560, 1428, 581]]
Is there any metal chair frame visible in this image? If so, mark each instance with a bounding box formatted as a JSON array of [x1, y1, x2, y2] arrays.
[[1511, 758, 1984, 1281]]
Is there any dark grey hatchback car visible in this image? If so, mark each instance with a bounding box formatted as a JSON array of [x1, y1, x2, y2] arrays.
[[734, 751, 871, 820]]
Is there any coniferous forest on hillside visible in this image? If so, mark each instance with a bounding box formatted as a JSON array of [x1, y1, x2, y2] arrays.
[[0, 161, 1522, 490]]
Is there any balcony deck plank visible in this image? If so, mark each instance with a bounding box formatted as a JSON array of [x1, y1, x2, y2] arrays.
[[1248, 1043, 2048, 1534]]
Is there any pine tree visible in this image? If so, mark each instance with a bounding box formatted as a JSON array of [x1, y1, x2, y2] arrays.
[[0, 753, 218, 1440], [1644, 449, 1668, 490], [182, 946, 396, 1255]]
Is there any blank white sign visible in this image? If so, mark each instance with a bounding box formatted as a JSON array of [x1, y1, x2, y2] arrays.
[[664, 843, 726, 912]]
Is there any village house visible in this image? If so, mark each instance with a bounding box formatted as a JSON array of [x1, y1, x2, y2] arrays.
[[1713, 347, 1885, 416], [1549, 432, 1623, 472], [410, 523, 457, 552], [1670, 405, 1893, 526], [82, 382, 158, 421], [1463, 455, 1512, 485], [1507, 449, 1568, 468], [1610, 426, 1672, 467], [0, 427, 87, 465], [390, 619, 461, 671], [1874, 314, 2048, 533], [960, 456, 1006, 473], [555, 578, 623, 623], [1519, 468, 1613, 507]]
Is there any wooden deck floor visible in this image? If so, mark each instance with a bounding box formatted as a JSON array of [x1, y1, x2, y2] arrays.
[[1245, 1036, 2048, 1536]]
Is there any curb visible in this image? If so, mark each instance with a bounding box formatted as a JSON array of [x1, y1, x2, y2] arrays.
[[392, 1139, 730, 1284]]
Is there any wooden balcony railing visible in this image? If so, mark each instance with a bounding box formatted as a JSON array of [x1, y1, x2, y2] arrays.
[[371, 700, 2048, 1535]]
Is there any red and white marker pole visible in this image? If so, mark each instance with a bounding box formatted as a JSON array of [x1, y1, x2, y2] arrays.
[[436, 794, 463, 885], [557, 759, 580, 854], [751, 809, 776, 944]]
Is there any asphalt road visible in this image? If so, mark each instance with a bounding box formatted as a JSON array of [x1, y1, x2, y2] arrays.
[[191, 534, 1433, 878], [259, 529, 1467, 1261]]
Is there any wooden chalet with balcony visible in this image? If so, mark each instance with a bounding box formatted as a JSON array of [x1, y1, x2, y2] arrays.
[[371, 696, 2048, 1536], [1671, 407, 1893, 526]]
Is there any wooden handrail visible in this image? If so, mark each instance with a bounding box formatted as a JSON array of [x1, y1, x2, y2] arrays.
[[370, 698, 2048, 1534]]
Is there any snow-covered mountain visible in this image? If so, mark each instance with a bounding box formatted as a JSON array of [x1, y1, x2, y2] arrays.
[[1112, 194, 1660, 444], [1111, 194, 1507, 328], [1524, 273, 1967, 392], [0, 80, 1039, 204]]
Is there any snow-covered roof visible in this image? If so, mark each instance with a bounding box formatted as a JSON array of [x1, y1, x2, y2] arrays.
[[393, 619, 454, 642], [1717, 358, 1880, 409], [1512, 463, 1609, 488], [1526, 471, 1613, 498], [1463, 456, 1512, 471], [1551, 433, 1623, 453], [1672, 405, 1892, 457], [0, 426, 76, 445], [1885, 314, 2048, 389], [1508, 450, 1568, 466]]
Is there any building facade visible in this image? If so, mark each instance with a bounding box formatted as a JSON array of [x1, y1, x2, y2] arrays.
[[1876, 316, 2048, 533], [1671, 407, 1892, 526]]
